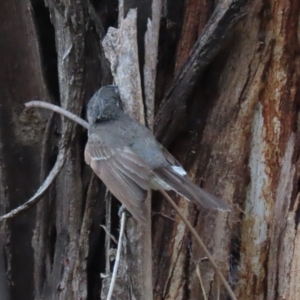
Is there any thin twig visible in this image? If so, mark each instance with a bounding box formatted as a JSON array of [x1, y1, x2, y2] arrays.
[[159, 189, 237, 300], [101, 225, 118, 244], [196, 264, 208, 300], [217, 276, 220, 300], [25, 101, 89, 129], [106, 212, 126, 300], [0, 100, 89, 222], [0, 148, 68, 221]]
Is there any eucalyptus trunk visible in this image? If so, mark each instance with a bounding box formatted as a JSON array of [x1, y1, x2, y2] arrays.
[[0, 0, 299, 300]]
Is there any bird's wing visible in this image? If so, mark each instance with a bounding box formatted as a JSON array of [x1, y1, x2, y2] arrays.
[[154, 145, 230, 211], [85, 136, 151, 224]]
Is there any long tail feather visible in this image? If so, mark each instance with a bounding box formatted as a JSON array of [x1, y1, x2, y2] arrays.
[[153, 168, 230, 210]]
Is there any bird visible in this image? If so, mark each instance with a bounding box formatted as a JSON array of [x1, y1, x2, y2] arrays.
[[84, 86, 230, 224]]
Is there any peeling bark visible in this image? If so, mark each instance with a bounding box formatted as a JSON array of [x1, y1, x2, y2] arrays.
[[1, 0, 300, 299]]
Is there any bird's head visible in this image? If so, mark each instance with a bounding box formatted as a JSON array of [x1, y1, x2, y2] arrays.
[[87, 85, 123, 124]]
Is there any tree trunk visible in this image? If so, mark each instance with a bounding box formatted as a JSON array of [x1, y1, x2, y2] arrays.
[[1, 0, 300, 299]]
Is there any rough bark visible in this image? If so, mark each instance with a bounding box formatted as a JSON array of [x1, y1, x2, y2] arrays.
[[101, 9, 153, 299], [1, 0, 300, 299], [0, 1, 50, 299], [153, 0, 300, 299]]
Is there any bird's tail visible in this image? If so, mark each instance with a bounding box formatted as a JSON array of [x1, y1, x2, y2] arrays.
[[153, 167, 230, 211]]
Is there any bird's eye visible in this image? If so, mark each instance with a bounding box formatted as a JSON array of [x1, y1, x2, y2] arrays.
[[114, 86, 119, 94]]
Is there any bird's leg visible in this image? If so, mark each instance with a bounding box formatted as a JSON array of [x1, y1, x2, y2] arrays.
[[118, 205, 132, 219]]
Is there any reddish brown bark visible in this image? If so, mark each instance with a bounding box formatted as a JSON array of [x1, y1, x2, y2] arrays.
[[1, 0, 300, 299]]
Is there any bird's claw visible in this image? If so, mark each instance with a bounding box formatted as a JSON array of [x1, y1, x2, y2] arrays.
[[118, 205, 131, 219]]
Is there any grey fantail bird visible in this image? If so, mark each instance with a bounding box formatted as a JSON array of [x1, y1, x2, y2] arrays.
[[85, 86, 230, 224]]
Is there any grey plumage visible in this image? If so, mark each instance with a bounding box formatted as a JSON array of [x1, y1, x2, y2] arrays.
[[85, 86, 230, 224]]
